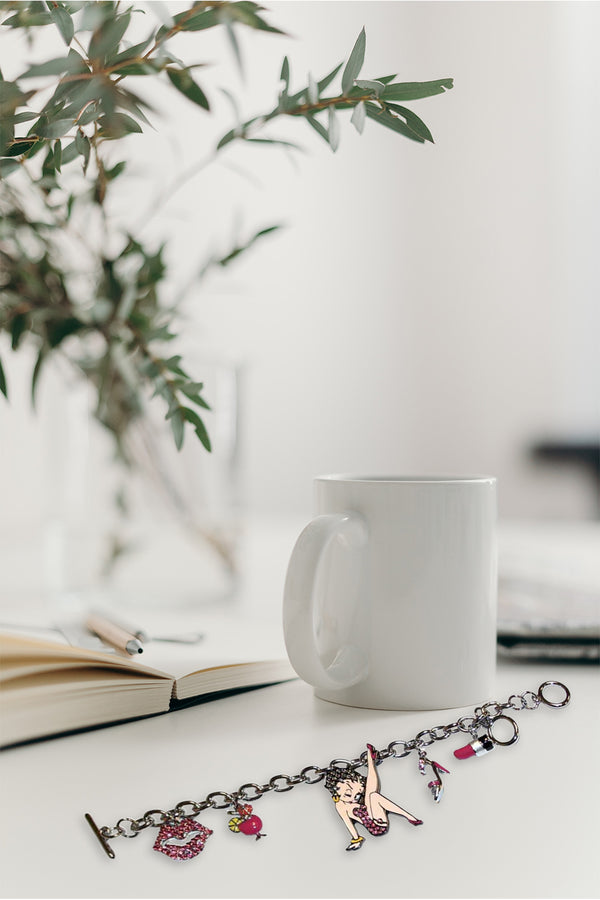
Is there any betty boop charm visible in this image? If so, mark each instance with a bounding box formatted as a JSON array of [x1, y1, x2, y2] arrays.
[[324, 744, 422, 851], [86, 680, 571, 862]]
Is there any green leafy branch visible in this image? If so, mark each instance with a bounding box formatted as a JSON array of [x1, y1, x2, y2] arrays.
[[0, 3, 453, 456], [216, 29, 453, 153]]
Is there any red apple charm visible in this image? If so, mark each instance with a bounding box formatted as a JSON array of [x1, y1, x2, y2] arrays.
[[228, 805, 266, 840], [238, 814, 264, 839]]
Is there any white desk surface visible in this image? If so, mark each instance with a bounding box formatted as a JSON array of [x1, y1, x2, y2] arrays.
[[1, 518, 599, 899]]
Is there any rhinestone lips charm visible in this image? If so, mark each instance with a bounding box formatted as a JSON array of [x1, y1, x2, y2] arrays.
[[153, 818, 213, 860]]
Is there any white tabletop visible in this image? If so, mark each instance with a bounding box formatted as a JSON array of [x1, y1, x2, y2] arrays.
[[1, 519, 599, 899], [1, 665, 598, 897]]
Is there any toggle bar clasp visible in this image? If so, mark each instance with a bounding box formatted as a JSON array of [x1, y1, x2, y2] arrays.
[[85, 813, 116, 859]]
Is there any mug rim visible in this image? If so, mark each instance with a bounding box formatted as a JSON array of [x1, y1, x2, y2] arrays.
[[315, 473, 496, 484]]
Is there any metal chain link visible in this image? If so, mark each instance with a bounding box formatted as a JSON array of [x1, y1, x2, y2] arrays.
[[99, 681, 569, 842]]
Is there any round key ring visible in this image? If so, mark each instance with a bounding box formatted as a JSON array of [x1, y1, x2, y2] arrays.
[[538, 680, 571, 708], [488, 714, 520, 746]]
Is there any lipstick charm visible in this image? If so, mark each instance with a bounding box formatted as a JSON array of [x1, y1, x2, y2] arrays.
[[453, 735, 495, 759]]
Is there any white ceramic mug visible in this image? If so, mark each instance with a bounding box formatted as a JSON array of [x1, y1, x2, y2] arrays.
[[283, 475, 497, 710]]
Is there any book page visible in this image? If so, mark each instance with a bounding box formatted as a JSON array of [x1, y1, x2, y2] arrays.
[[0, 632, 171, 682], [1, 610, 290, 683], [128, 610, 290, 682]]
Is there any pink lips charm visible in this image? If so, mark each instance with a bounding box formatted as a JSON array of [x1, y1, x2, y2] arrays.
[[153, 818, 213, 860]]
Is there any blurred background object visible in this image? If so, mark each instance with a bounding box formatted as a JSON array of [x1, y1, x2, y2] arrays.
[[1, 2, 598, 622], [0, 0, 455, 611], [497, 519, 599, 662]]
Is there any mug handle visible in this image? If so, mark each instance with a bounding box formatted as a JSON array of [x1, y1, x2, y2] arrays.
[[283, 513, 369, 692]]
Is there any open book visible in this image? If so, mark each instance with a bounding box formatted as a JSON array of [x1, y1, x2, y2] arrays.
[[0, 614, 295, 748]]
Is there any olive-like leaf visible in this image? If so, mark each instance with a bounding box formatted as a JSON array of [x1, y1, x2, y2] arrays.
[[112, 62, 158, 77], [280, 55, 290, 90], [328, 106, 340, 152], [216, 223, 282, 267], [53, 139, 62, 171], [49, 5, 74, 46], [156, 7, 219, 38], [31, 345, 46, 408], [88, 12, 131, 63], [98, 112, 143, 138], [80, 2, 108, 32], [20, 55, 80, 78], [2, 11, 52, 27], [365, 103, 425, 143], [10, 313, 28, 350], [288, 62, 343, 106], [304, 114, 329, 144], [385, 101, 434, 143], [38, 118, 74, 139], [106, 160, 126, 180], [350, 100, 366, 134], [108, 37, 154, 67], [355, 79, 385, 98], [217, 128, 236, 150], [3, 138, 38, 157], [381, 78, 454, 101], [182, 407, 211, 452], [246, 137, 302, 151], [77, 102, 100, 127], [169, 408, 185, 450], [11, 111, 38, 124], [0, 81, 31, 116], [224, 2, 285, 35], [0, 158, 20, 176], [75, 129, 90, 171], [0, 355, 7, 399], [61, 139, 78, 164], [341, 28, 366, 95], [318, 62, 343, 94], [224, 20, 243, 75], [166, 68, 209, 110]]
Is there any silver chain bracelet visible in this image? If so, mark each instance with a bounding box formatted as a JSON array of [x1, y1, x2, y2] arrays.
[[86, 679, 570, 860]]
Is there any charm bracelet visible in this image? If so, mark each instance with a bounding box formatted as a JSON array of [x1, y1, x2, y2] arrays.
[[86, 680, 570, 860]]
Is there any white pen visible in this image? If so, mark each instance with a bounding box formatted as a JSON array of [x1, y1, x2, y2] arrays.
[[85, 613, 144, 655]]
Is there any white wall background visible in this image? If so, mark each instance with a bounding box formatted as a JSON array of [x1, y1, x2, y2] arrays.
[[1, 0, 599, 529]]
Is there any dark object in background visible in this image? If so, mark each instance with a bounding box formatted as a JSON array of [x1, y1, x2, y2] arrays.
[[531, 439, 600, 518], [497, 625, 600, 662], [497, 519, 600, 663]]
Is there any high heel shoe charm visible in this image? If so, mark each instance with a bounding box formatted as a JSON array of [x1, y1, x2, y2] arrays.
[[417, 751, 449, 802]]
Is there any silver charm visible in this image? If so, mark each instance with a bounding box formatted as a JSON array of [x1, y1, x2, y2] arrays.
[[324, 744, 423, 852], [418, 750, 449, 801], [87, 681, 571, 860]]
